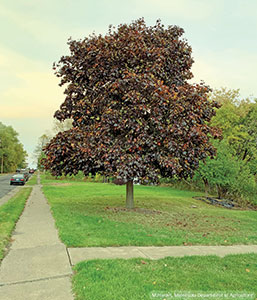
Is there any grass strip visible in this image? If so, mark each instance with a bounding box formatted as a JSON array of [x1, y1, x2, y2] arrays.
[[0, 187, 32, 260], [73, 254, 257, 300], [27, 174, 38, 185]]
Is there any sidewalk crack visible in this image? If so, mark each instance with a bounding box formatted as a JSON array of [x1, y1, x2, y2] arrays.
[[0, 274, 72, 287], [66, 247, 73, 266], [136, 248, 152, 259]]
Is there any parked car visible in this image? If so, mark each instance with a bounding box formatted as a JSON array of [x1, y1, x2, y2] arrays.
[[20, 169, 29, 181], [10, 174, 26, 185], [24, 172, 29, 181]]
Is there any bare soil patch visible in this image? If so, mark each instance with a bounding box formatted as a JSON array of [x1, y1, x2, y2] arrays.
[[50, 183, 72, 187], [104, 206, 162, 215]]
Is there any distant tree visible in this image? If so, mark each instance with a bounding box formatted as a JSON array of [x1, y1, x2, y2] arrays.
[[241, 101, 257, 175], [195, 140, 256, 201], [34, 120, 73, 170], [34, 120, 73, 169], [195, 141, 240, 198], [43, 19, 220, 208], [210, 89, 257, 174], [52, 119, 73, 135], [195, 89, 257, 203], [34, 134, 52, 170], [0, 122, 27, 172]]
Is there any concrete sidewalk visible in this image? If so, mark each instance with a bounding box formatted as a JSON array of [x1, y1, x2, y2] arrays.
[[68, 244, 257, 265], [0, 185, 74, 300]]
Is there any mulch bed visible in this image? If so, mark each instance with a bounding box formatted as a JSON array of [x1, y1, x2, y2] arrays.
[[193, 196, 256, 211]]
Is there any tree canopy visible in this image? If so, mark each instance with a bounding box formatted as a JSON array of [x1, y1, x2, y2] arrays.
[[43, 19, 220, 207]]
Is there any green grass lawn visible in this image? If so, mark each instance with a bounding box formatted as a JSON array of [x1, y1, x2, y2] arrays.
[[0, 188, 32, 260], [27, 174, 38, 185], [41, 175, 257, 247], [72, 254, 257, 300]]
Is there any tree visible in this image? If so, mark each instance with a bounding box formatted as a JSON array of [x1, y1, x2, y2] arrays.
[[0, 122, 27, 172], [34, 120, 72, 169], [195, 140, 240, 198], [43, 19, 220, 208], [195, 140, 256, 201], [34, 134, 52, 170], [210, 89, 257, 174], [195, 89, 257, 203], [241, 101, 257, 175]]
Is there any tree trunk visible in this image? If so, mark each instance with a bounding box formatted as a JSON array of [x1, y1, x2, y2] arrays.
[[242, 148, 248, 161], [126, 180, 134, 209], [216, 184, 228, 199], [1, 155, 3, 174], [203, 178, 209, 197], [216, 184, 221, 199]]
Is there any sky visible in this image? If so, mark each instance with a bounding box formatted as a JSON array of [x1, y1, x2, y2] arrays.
[[0, 0, 257, 167]]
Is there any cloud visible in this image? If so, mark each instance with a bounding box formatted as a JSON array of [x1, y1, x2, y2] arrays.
[[0, 3, 65, 46], [191, 48, 257, 98], [0, 72, 63, 118], [0, 47, 64, 118], [0, 45, 64, 167], [0, 1, 103, 48], [0, 46, 47, 73], [131, 0, 223, 20]]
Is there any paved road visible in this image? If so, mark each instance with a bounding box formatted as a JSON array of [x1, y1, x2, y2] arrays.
[[0, 174, 16, 198]]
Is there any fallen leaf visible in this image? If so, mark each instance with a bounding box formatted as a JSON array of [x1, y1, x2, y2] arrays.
[[246, 269, 250, 272]]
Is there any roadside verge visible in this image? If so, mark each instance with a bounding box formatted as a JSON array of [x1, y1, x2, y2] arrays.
[[0, 188, 32, 261]]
